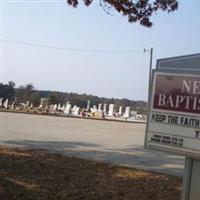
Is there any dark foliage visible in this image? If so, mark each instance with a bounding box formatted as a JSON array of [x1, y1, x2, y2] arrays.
[[15, 84, 35, 104], [67, 0, 178, 27], [0, 82, 16, 101], [29, 92, 41, 107]]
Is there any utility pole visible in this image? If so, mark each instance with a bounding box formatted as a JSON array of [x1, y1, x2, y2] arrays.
[[144, 48, 153, 89], [143, 47, 153, 147]]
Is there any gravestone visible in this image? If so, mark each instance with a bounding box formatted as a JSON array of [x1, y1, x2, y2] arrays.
[[73, 107, 80, 116], [93, 105, 97, 110], [130, 111, 137, 118], [64, 104, 71, 115], [98, 103, 102, 111], [40, 98, 48, 108], [26, 101, 30, 108], [118, 106, 123, 115], [58, 103, 61, 111], [11, 103, 15, 109], [123, 106, 130, 118], [53, 104, 57, 111], [86, 100, 90, 111], [72, 105, 77, 112], [3, 99, 8, 109], [108, 104, 114, 116], [61, 105, 65, 111], [103, 104, 107, 114], [0, 98, 3, 107]]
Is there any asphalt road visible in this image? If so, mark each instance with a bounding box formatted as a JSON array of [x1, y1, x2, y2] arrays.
[[0, 112, 184, 176]]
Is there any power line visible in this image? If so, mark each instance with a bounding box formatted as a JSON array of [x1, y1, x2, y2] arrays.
[[1, 39, 141, 54]]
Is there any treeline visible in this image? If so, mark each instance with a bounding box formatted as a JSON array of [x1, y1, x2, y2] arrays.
[[0, 81, 147, 114]]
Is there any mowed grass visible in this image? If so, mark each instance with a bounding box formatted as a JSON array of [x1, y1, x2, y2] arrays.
[[0, 146, 182, 200]]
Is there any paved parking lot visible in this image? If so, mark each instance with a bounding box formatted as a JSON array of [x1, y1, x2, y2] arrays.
[[0, 112, 184, 176]]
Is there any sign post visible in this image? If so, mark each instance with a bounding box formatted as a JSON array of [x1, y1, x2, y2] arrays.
[[145, 54, 200, 200]]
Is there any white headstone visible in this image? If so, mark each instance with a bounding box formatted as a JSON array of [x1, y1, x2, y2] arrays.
[[3, 99, 9, 109], [72, 105, 77, 113], [108, 104, 114, 116], [11, 102, 15, 109], [73, 107, 80, 116], [0, 98, 3, 106], [98, 103, 102, 111], [30, 103, 33, 109], [40, 98, 48, 108], [64, 104, 71, 114], [58, 103, 61, 111], [39, 99, 43, 108], [86, 100, 90, 111], [53, 104, 57, 111], [26, 101, 30, 108], [123, 106, 130, 118], [118, 106, 123, 115], [93, 105, 97, 110], [103, 104, 107, 114], [90, 105, 97, 113], [61, 105, 65, 111]]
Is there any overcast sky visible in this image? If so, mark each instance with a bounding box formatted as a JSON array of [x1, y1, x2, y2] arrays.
[[1, 0, 200, 100]]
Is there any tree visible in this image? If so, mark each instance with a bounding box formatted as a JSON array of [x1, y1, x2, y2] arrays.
[[48, 92, 65, 105], [67, 0, 178, 27], [0, 81, 16, 100], [8, 81, 15, 88], [15, 83, 34, 103], [30, 92, 41, 107]]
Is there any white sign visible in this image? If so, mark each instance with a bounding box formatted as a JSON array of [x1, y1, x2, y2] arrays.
[[146, 71, 200, 158]]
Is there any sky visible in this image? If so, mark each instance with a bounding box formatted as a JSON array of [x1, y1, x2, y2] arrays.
[[1, 0, 200, 101]]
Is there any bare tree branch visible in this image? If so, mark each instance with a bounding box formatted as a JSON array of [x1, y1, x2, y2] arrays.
[[99, 0, 114, 16]]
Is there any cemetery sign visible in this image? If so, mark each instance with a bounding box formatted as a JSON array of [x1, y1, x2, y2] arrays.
[[146, 71, 200, 158]]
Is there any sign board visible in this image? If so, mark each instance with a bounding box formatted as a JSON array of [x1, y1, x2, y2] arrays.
[[145, 54, 200, 200], [146, 71, 200, 158]]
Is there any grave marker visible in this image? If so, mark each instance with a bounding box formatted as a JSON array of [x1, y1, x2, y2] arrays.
[[3, 99, 8, 109], [108, 104, 114, 116], [123, 106, 130, 118]]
